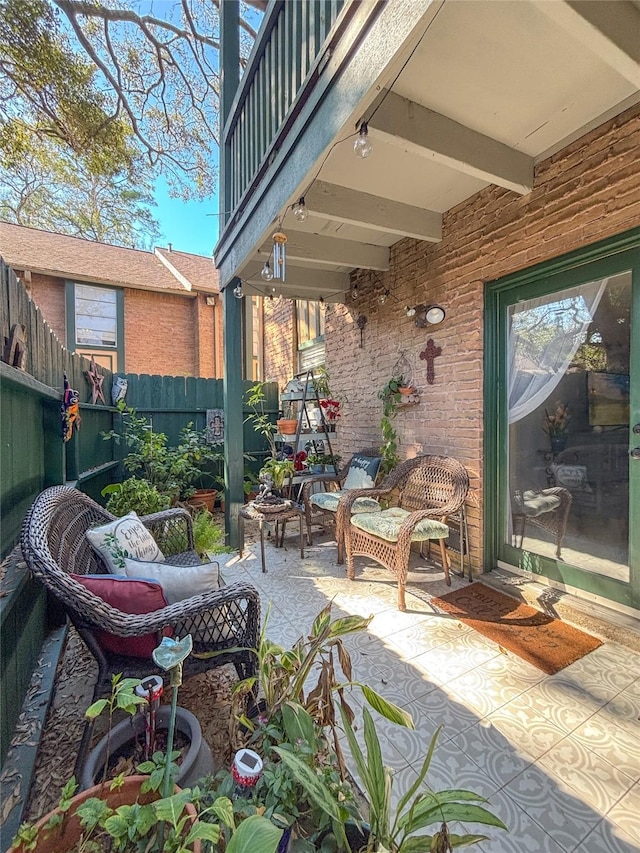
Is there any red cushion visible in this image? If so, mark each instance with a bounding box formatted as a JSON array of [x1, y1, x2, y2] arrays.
[[71, 574, 172, 658]]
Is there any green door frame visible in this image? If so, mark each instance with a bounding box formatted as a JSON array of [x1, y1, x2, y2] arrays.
[[485, 227, 640, 610]]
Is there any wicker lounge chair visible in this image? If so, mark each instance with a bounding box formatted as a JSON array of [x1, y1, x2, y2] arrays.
[[340, 455, 470, 610], [21, 485, 260, 772]]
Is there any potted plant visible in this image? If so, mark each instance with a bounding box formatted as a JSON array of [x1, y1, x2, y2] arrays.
[[377, 377, 403, 476], [101, 477, 171, 516], [277, 401, 298, 435], [306, 453, 324, 474], [275, 705, 508, 852], [543, 401, 570, 453], [321, 453, 342, 473], [260, 457, 295, 493], [245, 381, 280, 460]]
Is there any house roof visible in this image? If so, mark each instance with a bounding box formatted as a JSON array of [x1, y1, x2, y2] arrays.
[[0, 222, 219, 295]]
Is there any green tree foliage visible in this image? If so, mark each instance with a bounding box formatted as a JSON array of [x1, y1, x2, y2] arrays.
[[0, 137, 161, 248], [0, 0, 266, 200]]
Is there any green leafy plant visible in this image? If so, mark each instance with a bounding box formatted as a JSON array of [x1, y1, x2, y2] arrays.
[[260, 457, 294, 490], [230, 603, 413, 769], [103, 403, 225, 503], [192, 509, 231, 558], [101, 477, 170, 516], [378, 377, 404, 476], [276, 705, 508, 852], [244, 382, 279, 460]]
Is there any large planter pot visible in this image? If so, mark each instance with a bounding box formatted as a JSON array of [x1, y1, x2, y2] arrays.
[[81, 706, 214, 791], [11, 775, 200, 853], [187, 489, 218, 512]]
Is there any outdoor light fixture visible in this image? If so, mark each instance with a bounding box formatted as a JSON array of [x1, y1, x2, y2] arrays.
[[260, 260, 274, 281], [413, 304, 446, 327], [233, 283, 243, 299], [292, 197, 308, 222], [353, 122, 372, 159]]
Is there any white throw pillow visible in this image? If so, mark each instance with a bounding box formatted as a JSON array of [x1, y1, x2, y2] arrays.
[[86, 512, 165, 573], [122, 557, 220, 605]]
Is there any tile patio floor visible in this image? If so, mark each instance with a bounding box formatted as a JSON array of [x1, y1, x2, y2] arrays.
[[221, 528, 640, 853]]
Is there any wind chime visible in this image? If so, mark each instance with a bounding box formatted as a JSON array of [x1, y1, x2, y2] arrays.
[[271, 230, 287, 281]]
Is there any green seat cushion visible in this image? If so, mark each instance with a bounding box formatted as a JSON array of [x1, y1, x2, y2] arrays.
[[518, 491, 561, 518], [351, 507, 449, 542], [311, 490, 381, 514]]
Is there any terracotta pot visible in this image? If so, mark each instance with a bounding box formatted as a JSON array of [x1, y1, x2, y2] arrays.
[[399, 386, 415, 396], [12, 775, 200, 853], [187, 488, 217, 512], [277, 418, 298, 435]]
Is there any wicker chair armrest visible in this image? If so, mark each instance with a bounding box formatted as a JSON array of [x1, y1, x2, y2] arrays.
[[71, 580, 260, 639], [394, 509, 450, 551], [335, 486, 390, 535], [140, 507, 195, 556]]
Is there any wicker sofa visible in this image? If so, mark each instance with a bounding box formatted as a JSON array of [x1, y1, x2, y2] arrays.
[[21, 485, 260, 770]]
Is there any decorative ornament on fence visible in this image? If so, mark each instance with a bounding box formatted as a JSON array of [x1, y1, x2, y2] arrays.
[[3, 323, 27, 369], [419, 338, 442, 385], [111, 375, 128, 406], [206, 409, 224, 443], [85, 357, 106, 405], [61, 372, 81, 442]]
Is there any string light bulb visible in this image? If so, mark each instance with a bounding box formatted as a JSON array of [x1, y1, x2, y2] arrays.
[[351, 283, 359, 300], [379, 289, 390, 305], [261, 260, 274, 281], [319, 296, 325, 305], [405, 305, 416, 318], [353, 122, 372, 159], [233, 283, 243, 299], [292, 197, 308, 222]]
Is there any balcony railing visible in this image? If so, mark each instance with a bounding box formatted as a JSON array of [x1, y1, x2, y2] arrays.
[[222, 0, 347, 223]]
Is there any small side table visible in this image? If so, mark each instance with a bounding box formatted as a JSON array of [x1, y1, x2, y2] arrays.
[[238, 502, 305, 573]]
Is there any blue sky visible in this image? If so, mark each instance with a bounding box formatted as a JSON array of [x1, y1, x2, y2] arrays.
[[153, 178, 220, 257]]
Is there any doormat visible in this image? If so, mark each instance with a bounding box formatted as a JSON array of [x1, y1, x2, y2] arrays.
[[430, 583, 602, 674]]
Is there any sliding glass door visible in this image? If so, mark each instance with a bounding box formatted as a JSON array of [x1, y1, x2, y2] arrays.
[[486, 230, 640, 610]]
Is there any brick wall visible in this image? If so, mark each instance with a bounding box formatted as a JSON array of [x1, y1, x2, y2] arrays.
[[323, 104, 640, 572], [193, 292, 223, 379], [26, 273, 66, 344], [264, 297, 295, 392]]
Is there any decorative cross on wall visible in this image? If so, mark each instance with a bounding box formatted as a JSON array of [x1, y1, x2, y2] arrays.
[[419, 338, 442, 385]]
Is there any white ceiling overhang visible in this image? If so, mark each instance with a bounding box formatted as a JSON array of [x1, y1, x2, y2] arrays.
[[230, 0, 640, 302]]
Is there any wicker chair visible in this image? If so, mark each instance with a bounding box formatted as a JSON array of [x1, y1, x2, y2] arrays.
[[300, 448, 381, 559], [21, 485, 260, 772], [340, 455, 470, 611], [512, 487, 572, 558]]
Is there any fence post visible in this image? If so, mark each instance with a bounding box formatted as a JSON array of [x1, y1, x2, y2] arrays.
[[223, 279, 244, 547]]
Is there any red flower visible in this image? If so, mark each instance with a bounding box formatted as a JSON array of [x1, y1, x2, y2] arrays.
[[320, 399, 341, 421]]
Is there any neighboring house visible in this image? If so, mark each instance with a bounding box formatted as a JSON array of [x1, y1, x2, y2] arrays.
[[0, 222, 223, 377], [214, 1, 640, 617]]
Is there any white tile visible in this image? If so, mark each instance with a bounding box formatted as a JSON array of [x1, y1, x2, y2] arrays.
[[607, 782, 640, 844], [577, 820, 640, 853], [571, 713, 640, 782], [537, 735, 636, 815], [410, 632, 501, 685], [474, 787, 565, 852]]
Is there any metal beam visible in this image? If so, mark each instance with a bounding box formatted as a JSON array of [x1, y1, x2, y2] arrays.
[[533, 0, 640, 88], [259, 231, 389, 270], [305, 180, 442, 243], [369, 91, 534, 196], [222, 280, 244, 548]]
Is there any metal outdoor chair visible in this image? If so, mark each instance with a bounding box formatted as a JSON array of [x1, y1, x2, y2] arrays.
[[20, 485, 260, 773], [340, 455, 470, 610], [300, 448, 382, 559]]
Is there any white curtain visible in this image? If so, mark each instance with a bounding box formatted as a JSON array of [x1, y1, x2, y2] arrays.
[[508, 278, 608, 424]]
